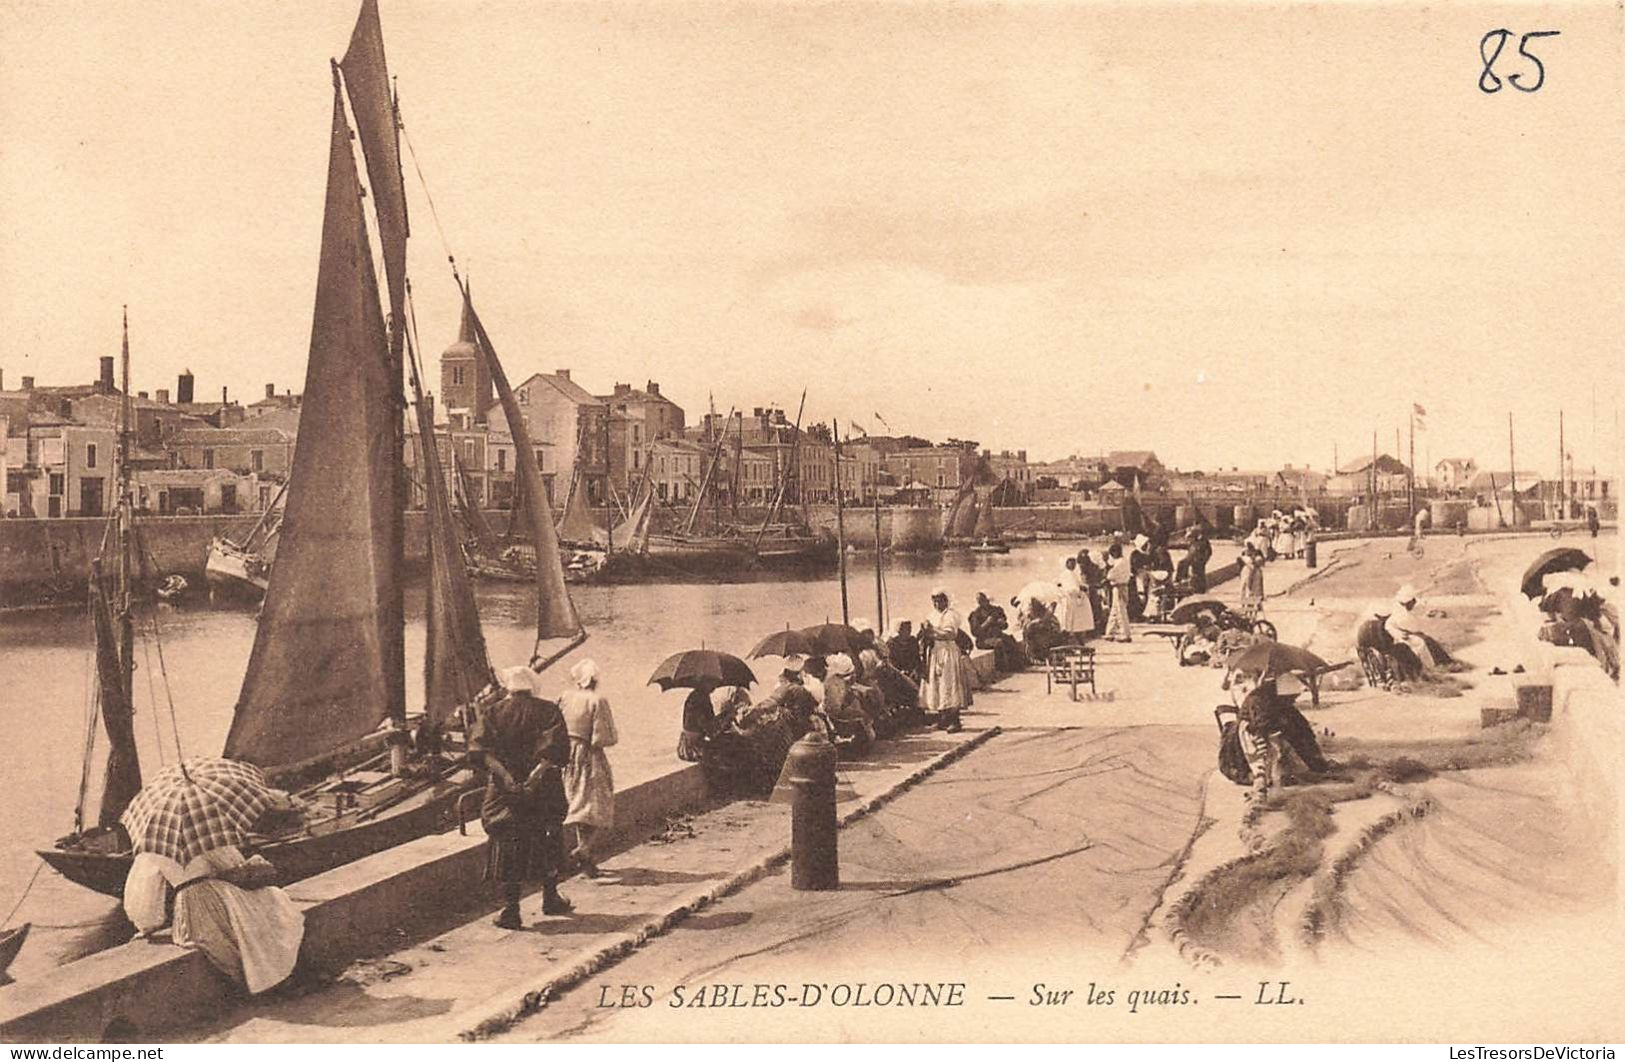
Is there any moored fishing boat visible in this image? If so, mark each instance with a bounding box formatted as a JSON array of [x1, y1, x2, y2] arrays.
[[39, 0, 584, 899], [203, 482, 285, 599]]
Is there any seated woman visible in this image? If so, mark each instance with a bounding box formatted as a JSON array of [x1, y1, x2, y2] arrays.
[[1228, 670, 1329, 801], [885, 620, 924, 682], [123, 837, 305, 995], [705, 660, 819, 796], [858, 646, 922, 734], [1021, 599, 1065, 662], [677, 679, 720, 763], [969, 591, 1026, 671], [822, 653, 877, 756], [1179, 616, 1222, 666]]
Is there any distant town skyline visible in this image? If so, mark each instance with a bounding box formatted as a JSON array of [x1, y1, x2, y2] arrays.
[[2, 3, 1618, 475]]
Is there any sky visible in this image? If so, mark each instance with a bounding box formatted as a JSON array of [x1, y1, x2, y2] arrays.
[[1, 1, 1619, 474]]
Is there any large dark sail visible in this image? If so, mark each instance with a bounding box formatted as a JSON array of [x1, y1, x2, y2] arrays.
[[226, 83, 403, 770], [339, 0, 407, 335], [466, 293, 583, 644], [557, 470, 601, 545], [410, 381, 494, 722], [950, 488, 979, 538]]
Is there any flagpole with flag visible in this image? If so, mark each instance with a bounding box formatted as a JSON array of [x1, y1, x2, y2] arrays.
[[1409, 403, 1426, 518]]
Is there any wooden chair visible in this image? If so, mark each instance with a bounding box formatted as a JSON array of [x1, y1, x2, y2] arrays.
[[1046, 645, 1097, 701]]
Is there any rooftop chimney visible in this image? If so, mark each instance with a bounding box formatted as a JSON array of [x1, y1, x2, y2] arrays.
[[265, 383, 276, 399], [138, 391, 149, 400], [156, 388, 170, 404], [646, 381, 660, 396], [22, 375, 35, 391], [177, 371, 194, 405], [99, 355, 116, 394], [613, 383, 631, 396], [556, 368, 570, 381], [222, 385, 229, 404]]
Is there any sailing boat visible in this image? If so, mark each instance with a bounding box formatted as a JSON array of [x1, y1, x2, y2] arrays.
[[969, 490, 1009, 553], [204, 481, 287, 599], [552, 431, 611, 582], [39, 0, 584, 898], [943, 484, 980, 546]]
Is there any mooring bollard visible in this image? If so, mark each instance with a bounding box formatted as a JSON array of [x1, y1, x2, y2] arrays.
[[1304, 535, 1317, 569], [785, 728, 839, 890]]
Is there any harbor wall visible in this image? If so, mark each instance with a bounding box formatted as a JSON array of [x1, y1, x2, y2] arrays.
[[803, 506, 943, 552], [0, 512, 492, 605], [0, 648, 1005, 1041]]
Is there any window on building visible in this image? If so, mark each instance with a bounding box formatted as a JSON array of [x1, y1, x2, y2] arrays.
[[49, 473, 64, 496], [519, 389, 529, 405], [534, 449, 544, 471], [495, 448, 506, 472], [464, 440, 477, 467], [203, 448, 215, 470], [86, 443, 97, 469], [452, 366, 466, 386], [251, 449, 264, 472]]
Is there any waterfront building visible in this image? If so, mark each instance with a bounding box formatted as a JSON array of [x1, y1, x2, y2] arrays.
[[487, 369, 609, 506], [601, 381, 685, 443], [1435, 457, 1478, 493], [1327, 454, 1410, 497], [168, 424, 295, 482], [648, 437, 708, 504], [882, 444, 979, 505], [983, 449, 1032, 504]]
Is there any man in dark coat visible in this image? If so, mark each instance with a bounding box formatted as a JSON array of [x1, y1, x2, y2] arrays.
[[470, 666, 573, 929], [1183, 527, 1213, 592]]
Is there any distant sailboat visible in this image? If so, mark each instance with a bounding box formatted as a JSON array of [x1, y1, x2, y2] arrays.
[[969, 492, 1009, 553], [204, 481, 286, 599], [40, 0, 582, 898]]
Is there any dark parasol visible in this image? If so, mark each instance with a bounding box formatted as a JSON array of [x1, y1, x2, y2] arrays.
[[1520, 548, 1592, 598], [647, 649, 758, 691]]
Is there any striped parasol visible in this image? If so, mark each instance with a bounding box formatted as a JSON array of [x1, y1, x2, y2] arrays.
[[119, 757, 280, 865]]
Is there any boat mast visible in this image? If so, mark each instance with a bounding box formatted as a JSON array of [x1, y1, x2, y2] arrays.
[[753, 390, 805, 553], [873, 491, 884, 634], [832, 421, 849, 625], [117, 307, 134, 708]]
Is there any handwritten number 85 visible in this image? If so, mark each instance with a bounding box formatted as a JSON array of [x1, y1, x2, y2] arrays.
[[1480, 29, 1561, 93]]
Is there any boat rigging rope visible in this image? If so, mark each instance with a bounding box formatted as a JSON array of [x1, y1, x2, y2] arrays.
[[73, 602, 101, 836], [145, 598, 186, 770], [398, 111, 458, 275], [1, 862, 43, 930], [139, 618, 167, 768]]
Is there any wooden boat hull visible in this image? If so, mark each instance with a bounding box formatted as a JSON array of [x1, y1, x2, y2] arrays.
[[0, 923, 30, 983], [205, 539, 269, 598], [37, 771, 476, 901]]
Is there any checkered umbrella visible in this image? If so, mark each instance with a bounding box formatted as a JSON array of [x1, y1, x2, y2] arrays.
[[119, 757, 279, 865]]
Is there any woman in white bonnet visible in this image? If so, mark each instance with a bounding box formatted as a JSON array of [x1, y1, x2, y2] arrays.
[[558, 658, 619, 879]]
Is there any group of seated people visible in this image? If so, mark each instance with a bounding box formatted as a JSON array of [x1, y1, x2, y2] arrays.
[[1535, 570, 1619, 680], [677, 620, 934, 796]]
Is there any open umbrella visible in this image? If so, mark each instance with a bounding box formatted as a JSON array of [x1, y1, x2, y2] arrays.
[[1225, 640, 1330, 679], [1170, 595, 1228, 625], [798, 623, 868, 659], [748, 627, 819, 660], [1520, 547, 1592, 598], [648, 649, 757, 691], [120, 757, 280, 866]]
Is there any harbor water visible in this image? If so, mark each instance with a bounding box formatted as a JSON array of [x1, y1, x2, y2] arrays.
[[0, 538, 1234, 978]]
